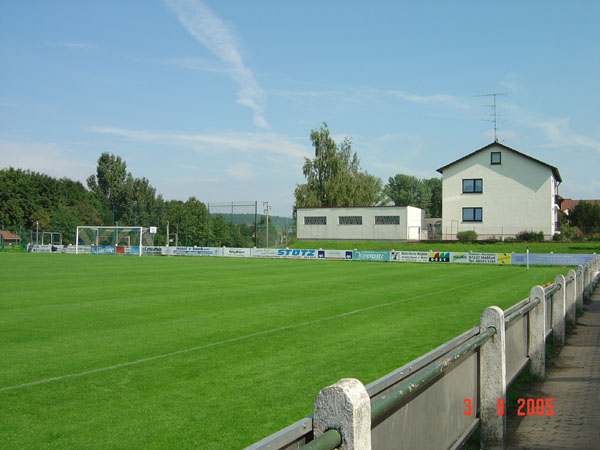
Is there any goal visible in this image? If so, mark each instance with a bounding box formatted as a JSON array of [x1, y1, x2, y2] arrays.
[[75, 226, 156, 256]]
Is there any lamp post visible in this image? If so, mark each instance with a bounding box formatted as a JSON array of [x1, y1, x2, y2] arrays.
[[263, 201, 271, 248]]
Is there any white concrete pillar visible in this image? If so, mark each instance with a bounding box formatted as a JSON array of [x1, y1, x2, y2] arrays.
[[479, 306, 506, 450], [552, 274, 566, 347], [313, 378, 371, 450], [566, 269, 577, 326], [529, 286, 546, 378], [576, 265, 584, 311]]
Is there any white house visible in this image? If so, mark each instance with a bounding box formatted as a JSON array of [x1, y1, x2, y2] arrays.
[[296, 206, 425, 241], [436, 142, 562, 240]]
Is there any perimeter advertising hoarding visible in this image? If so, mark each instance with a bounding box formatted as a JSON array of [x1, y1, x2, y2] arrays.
[[318, 250, 353, 260], [169, 247, 223, 257], [429, 252, 450, 262], [143, 246, 166, 256], [449, 252, 499, 264], [251, 248, 282, 258], [276, 249, 318, 259], [223, 248, 252, 258], [352, 250, 390, 262], [390, 251, 429, 263], [511, 253, 595, 266]]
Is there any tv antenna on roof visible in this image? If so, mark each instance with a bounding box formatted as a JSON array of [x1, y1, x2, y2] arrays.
[[477, 92, 507, 142]]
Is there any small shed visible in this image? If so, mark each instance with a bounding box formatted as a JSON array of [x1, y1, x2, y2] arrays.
[[0, 230, 21, 246]]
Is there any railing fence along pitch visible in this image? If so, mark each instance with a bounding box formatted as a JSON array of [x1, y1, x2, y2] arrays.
[[247, 256, 600, 450]]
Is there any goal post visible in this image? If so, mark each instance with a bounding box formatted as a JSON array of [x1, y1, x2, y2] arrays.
[[75, 226, 155, 256]]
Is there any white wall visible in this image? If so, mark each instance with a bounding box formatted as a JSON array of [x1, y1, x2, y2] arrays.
[[441, 144, 556, 240], [297, 207, 424, 241]]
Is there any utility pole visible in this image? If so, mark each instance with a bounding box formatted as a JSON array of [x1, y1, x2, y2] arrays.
[[263, 201, 271, 248], [166, 221, 169, 249]]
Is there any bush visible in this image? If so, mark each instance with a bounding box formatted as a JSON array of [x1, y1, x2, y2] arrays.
[[457, 230, 478, 242], [553, 233, 564, 241], [516, 230, 545, 242]]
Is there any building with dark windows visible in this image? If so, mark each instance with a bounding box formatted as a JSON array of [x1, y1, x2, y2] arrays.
[[437, 142, 561, 240], [296, 206, 425, 241]]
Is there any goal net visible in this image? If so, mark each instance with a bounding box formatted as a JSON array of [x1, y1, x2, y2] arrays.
[[75, 226, 155, 256]]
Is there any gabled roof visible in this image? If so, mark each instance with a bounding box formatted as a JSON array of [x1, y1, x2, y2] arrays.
[[436, 142, 562, 182], [0, 230, 21, 240]]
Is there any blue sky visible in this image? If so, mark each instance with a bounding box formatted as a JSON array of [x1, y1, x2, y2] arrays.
[[1, 0, 599, 217]]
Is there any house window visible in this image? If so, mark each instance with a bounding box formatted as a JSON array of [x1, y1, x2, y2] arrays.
[[375, 216, 400, 225], [304, 216, 326, 225], [338, 216, 362, 225], [462, 207, 482, 222], [462, 179, 483, 193], [491, 152, 501, 165]]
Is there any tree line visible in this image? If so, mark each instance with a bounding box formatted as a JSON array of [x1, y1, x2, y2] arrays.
[[0, 154, 280, 247]]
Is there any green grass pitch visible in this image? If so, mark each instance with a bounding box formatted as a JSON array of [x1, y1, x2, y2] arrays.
[[0, 253, 567, 449]]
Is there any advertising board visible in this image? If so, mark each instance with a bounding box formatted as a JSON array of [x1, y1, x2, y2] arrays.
[[467, 253, 498, 264], [223, 248, 252, 258], [352, 250, 390, 262], [390, 251, 429, 263], [275, 249, 318, 259], [170, 247, 223, 257], [143, 246, 166, 256], [251, 248, 281, 258], [429, 252, 450, 262], [511, 253, 595, 266], [317, 250, 353, 260]]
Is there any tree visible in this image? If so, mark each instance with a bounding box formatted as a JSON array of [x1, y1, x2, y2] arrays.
[[423, 177, 442, 218], [294, 123, 384, 208], [210, 214, 231, 246], [385, 174, 431, 210], [384, 174, 442, 218], [87, 153, 130, 222], [569, 201, 600, 234], [29, 209, 52, 232]]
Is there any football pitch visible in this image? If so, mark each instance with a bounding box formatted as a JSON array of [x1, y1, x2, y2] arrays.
[[0, 253, 567, 449]]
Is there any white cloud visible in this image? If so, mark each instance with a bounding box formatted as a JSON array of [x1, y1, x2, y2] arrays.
[[164, 0, 268, 128], [270, 86, 468, 109], [387, 90, 469, 108], [225, 162, 254, 179], [535, 118, 600, 153], [45, 41, 96, 50], [0, 139, 93, 182], [86, 126, 311, 160]]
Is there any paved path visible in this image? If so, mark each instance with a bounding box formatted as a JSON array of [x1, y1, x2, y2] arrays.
[[507, 284, 600, 450]]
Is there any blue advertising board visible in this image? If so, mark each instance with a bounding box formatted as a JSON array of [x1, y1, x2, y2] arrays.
[[511, 253, 595, 266]]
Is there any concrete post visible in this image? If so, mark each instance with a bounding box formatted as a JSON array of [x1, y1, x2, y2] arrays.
[[552, 274, 566, 347], [313, 378, 371, 450], [576, 265, 584, 311], [566, 269, 577, 326], [529, 286, 546, 378], [479, 306, 506, 450]]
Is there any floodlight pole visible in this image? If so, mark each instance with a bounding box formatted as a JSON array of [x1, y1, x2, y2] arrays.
[[36, 221, 39, 245], [166, 221, 169, 250], [263, 201, 270, 248]]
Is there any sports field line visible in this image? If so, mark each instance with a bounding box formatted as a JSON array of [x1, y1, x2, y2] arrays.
[[1, 273, 509, 393]]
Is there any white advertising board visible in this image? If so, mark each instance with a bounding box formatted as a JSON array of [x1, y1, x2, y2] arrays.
[[390, 251, 429, 263], [223, 248, 252, 258], [251, 248, 282, 258]]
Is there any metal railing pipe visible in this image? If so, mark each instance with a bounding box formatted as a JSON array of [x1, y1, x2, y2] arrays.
[[302, 428, 341, 450], [371, 326, 496, 426], [505, 297, 540, 325], [544, 284, 560, 297]]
